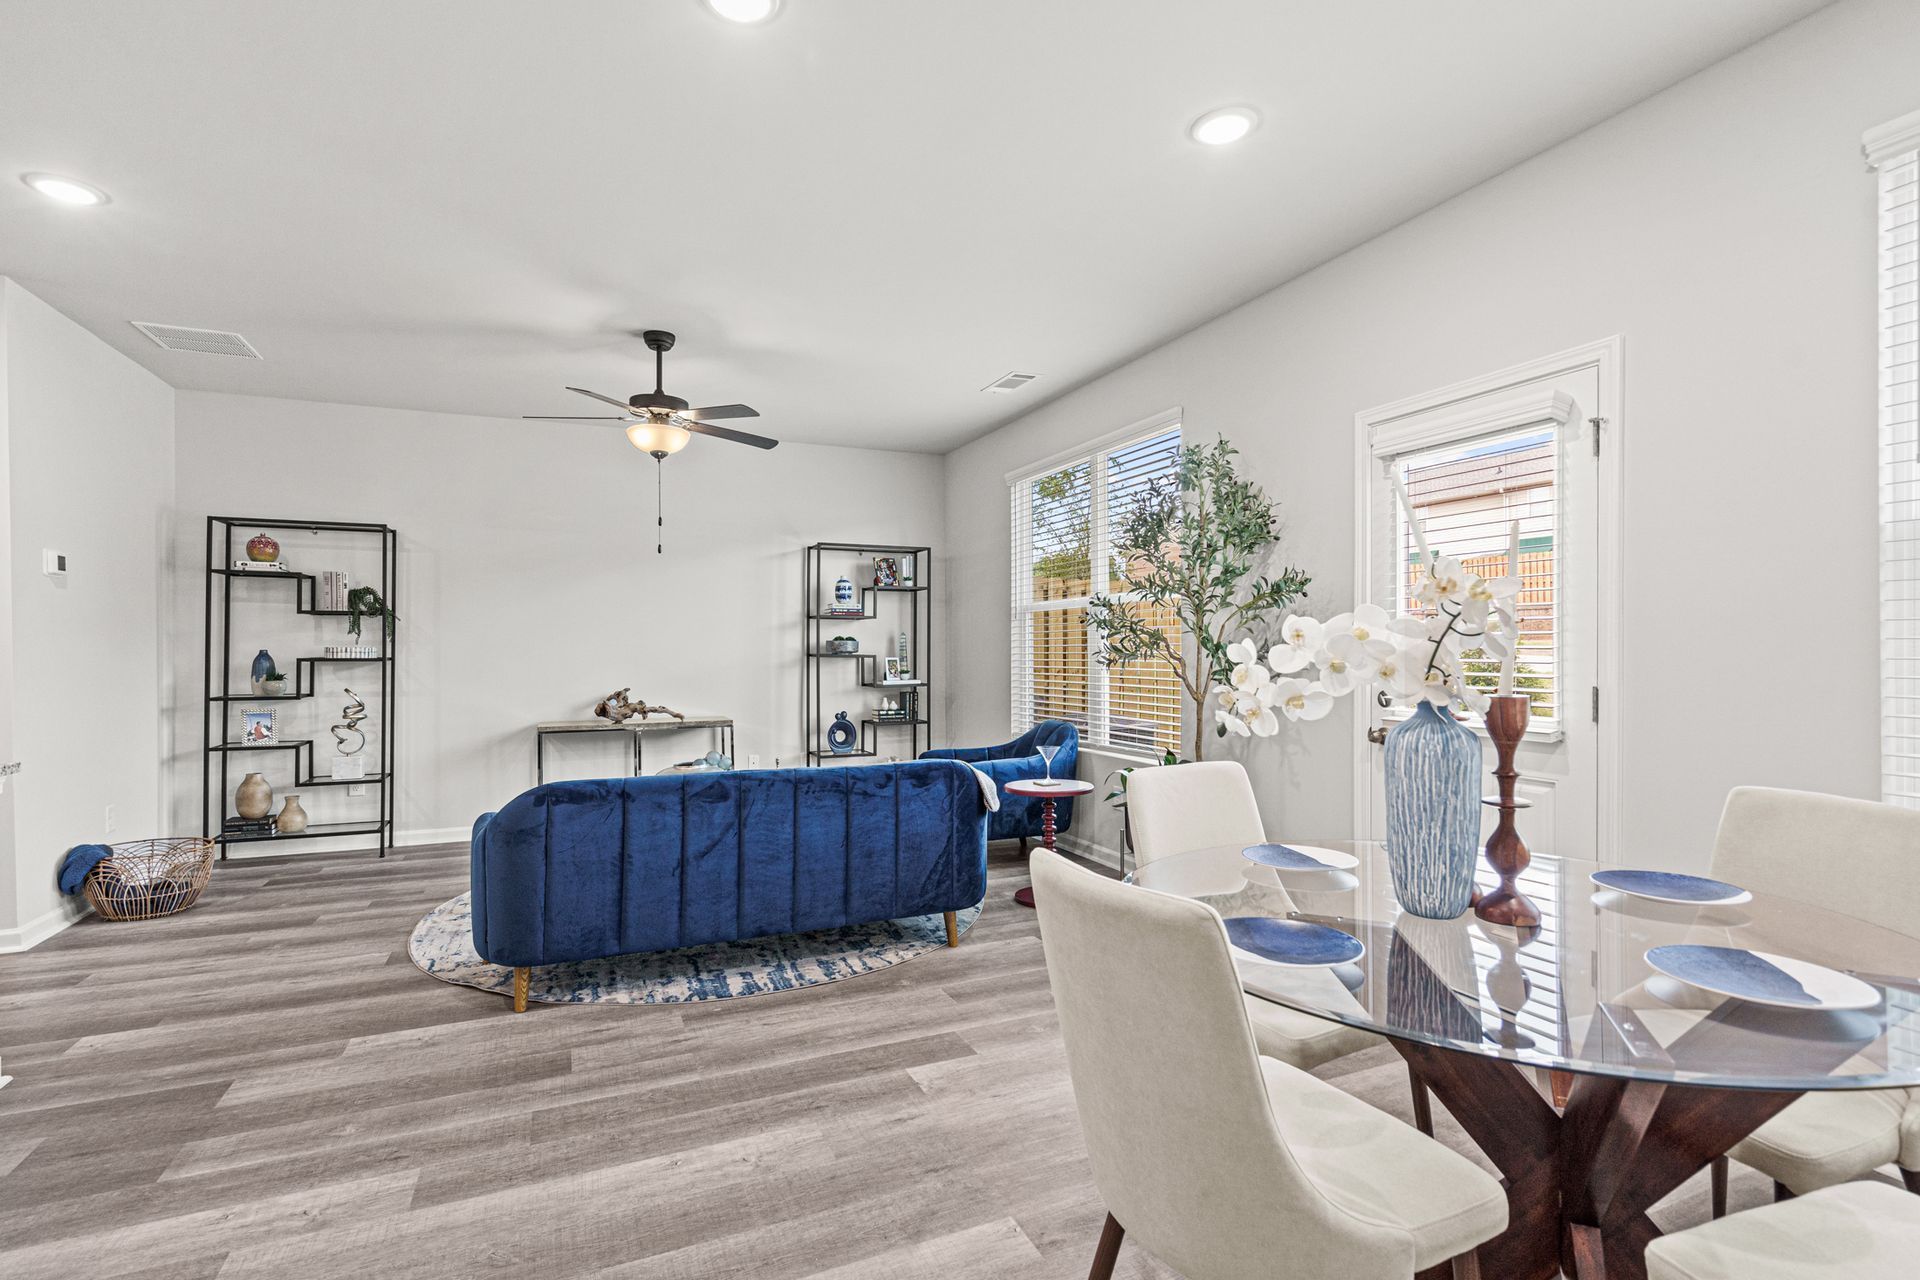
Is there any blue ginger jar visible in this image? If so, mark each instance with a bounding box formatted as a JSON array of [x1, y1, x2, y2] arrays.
[[1383, 700, 1482, 919]]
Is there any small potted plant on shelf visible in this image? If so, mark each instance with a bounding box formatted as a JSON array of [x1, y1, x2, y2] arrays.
[[255, 668, 290, 697], [346, 586, 397, 641]]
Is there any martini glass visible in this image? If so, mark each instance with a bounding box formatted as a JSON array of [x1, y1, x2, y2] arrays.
[[1037, 742, 1061, 786]]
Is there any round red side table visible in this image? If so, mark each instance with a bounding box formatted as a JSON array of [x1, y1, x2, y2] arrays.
[[1002, 777, 1094, 908]]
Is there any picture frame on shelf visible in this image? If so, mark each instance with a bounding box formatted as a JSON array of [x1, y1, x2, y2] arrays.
[[240, 709, 277, 744], [873, 556, 900, 587], [882, 656, 905, 682]]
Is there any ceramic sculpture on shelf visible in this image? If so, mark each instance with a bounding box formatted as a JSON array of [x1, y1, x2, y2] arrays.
[[828, 711, 857, 755], [245, 532, 279, 562], [834, 576, 855, 609], [235, 772, 272, 820], [277, 795, 309, 834], [332, 688, 369, 755]]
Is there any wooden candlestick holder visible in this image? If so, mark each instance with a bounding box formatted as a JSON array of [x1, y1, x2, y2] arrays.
[[1473, 693, 1541, 928]]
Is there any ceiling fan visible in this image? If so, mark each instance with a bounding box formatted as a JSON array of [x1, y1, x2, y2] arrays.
[[524, 329, 778, 553]]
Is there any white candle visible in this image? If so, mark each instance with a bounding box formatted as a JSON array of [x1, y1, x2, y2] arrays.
[[1498, 518, 1520, 696], [1390, 469, 1431, 571]]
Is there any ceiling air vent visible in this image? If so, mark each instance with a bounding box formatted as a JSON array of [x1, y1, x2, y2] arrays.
[[983, 371, 1038, 394], [130, 322, 262, 359]]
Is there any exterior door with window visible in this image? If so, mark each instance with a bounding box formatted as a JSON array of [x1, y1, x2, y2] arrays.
[[1356, 346, 1615, 861]]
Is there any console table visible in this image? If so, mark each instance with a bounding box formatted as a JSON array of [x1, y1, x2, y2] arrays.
[[533, 717, 735, 784]]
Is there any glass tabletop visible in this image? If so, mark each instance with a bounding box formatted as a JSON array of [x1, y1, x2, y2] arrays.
[[1127, 842, 1920, 1091]]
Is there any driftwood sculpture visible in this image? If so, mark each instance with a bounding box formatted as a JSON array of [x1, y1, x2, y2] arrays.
[[593, 688, 685, 724]]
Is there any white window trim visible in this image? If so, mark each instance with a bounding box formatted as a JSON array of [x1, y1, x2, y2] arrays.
[[1868, 110, 1920, 808], [1008, 407, 1183, 757], [1351, 339, 1623, 864]]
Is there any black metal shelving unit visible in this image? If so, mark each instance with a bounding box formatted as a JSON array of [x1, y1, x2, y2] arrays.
[[201, 517, 397, 859], [802, 541, 932, 765]]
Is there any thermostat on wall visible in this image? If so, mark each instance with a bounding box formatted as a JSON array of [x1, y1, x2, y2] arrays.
[[42, 550, 68, 578]]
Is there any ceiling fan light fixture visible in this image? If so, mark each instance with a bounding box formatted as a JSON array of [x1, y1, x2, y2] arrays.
[[704, 0, 778, 23], [1189, 106, 1259, 147], [627, 421, 693, 456]]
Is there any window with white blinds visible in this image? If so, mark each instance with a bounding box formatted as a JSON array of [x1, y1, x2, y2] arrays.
[[1010, 418, 1183, 753], [1870, 110, 1920, 808], [1381, 425, 1561, 727]]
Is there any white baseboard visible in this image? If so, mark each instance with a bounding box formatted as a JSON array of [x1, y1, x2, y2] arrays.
[[0, 900, 90, 953]]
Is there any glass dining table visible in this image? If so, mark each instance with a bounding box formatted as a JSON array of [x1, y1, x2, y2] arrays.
[[1128, 842, 1920, 1280]]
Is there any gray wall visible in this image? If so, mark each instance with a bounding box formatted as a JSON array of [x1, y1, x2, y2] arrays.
[[1, 279, 176, 947], [167, 392, 947, 852], [942, 0, 1915, 870]]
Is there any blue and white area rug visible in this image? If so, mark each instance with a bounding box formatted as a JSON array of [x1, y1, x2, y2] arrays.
[[409, 892, 983, 1006]]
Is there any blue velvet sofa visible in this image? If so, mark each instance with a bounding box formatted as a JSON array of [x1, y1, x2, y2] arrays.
[[470, 761, 990, 1010], [921, 720, 1078, 844]]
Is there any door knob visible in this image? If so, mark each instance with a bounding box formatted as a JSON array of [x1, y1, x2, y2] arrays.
[[1367, 726, 1388, 745]]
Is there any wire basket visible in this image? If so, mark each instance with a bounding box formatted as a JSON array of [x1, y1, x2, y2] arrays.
[[81, 838, 215, 921]]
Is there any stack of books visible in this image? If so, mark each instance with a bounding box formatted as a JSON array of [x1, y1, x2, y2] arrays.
[[222, 815, 277, 838], [231, 559, 293, 574], [317, 570, 350, 610]]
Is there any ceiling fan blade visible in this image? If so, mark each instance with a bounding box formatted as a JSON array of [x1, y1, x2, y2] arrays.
[[522, 415, 628, 421], [684, 419, 779, 450], [567, 386, 636, 411], [685, 403, 760, 420]]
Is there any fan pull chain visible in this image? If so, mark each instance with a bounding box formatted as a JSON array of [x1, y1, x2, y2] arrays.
[[655, 455, 664, 555]]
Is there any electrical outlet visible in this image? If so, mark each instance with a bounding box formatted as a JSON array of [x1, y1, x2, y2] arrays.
[[748, 754, 760, 769], [103, 803, 116, 835], [348, 783, 367, 797]]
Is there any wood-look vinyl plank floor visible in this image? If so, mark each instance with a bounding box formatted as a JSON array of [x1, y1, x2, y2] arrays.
[[2, 840, 1774, 1278]]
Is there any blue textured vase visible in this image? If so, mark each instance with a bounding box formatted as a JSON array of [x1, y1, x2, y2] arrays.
[[1383, 700, 1482, 919], [250, 648, 275, 683]]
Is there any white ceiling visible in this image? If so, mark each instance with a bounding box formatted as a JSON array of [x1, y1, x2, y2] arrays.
[[0, 0, 1832, 452]]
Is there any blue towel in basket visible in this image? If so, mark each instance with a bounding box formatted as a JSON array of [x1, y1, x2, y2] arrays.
[[59, 843, 113, 895]]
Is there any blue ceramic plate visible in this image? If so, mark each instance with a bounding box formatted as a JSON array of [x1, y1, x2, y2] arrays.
[[1242, 843, 1360, 872], [1590, 869, 1751, 906], [1644, 944, 1881, 1011], [1223, 917, 1365, 968]]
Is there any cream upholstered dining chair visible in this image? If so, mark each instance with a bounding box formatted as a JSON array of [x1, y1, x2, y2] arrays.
[[1645, 1181, 1920, 1279], [1124, 761, 1382, 1073], [1706, 787, 1920, 1214], [1030, 849, 1507, 1279]]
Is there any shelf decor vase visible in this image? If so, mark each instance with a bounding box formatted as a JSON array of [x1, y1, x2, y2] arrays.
[[827, 711, 857, 755], [1473, 694, 1541, 928], [1383, 700, 1482, 919], [235, 772, 273, 820], [833, 576, 855, 609], [250, 649, 275, 684], [246, 533, 280, 562], [276, 795, 309, 834]]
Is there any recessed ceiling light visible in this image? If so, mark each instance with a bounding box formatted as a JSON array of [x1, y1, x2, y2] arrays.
[[1189, 106, 1259, 147], [704, 0, 778, 23], [20, 172, 110, 205]]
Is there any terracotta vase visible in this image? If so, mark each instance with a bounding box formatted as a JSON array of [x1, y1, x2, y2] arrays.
[[277, 795, 309, 834], [235, 772, 272, 820]]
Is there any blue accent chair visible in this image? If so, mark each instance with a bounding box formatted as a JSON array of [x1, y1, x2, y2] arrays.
[[921, 720, 1079, 845], [470, 761, 990, 1010]]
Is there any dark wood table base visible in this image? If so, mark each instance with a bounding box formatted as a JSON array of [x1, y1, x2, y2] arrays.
[[1400, 1041, 1800, 1280]]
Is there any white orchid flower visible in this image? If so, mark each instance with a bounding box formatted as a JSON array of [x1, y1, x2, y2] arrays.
[[1417, 556, 1469, 607], [1375, 645, 1428, 703], [1246, 704, 1281, 737], [1230, 661, 1270, 693], [1225, 638, 1261, 667], [1266, 641, 1312, 674], [1273, 678, 1335, 722], [1480, 609, 1515, 660], [1215, 705, 1252, 737], [1278, 614, 1324, 653], [1418, 667, 1455, 707], [1318, 632, 1380, 695], [1324, 603, 1397, 660]]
